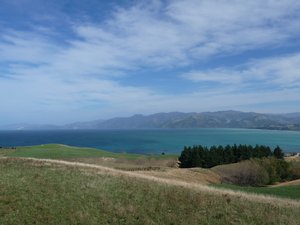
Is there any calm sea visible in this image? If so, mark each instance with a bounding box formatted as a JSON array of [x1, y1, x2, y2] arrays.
[[0, 129, 300, 154]]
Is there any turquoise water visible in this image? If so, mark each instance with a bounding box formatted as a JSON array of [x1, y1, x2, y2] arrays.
[[0, 129, 300, 154]]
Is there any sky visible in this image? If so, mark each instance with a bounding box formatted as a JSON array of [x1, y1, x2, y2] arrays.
[[1, 0, 300, 125]]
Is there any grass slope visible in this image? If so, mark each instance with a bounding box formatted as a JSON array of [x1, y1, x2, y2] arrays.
[[0, 158, 299, 225], [213, 184, 300, 200], [2, 144, 171, 159]]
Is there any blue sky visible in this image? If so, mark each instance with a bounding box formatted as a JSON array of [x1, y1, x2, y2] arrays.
[[1, 0, 300, 125]]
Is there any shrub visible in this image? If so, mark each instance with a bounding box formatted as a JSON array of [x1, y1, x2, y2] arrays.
[[213, 160, 269, 186], [213, 157, 294, 186], [255, 157, 292, 184], [290, 161, 300, 179]]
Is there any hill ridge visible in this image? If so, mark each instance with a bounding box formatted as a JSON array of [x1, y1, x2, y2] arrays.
[[2, 110, 300, 130]]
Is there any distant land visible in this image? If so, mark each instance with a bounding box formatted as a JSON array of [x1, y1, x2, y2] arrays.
[[2, 110, 300, 131]]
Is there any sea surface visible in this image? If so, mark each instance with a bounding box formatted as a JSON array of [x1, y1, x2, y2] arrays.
[[0, 129, 300, 154]]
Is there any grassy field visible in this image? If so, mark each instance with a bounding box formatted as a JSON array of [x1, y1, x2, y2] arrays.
[[1, 144, 143, 159], [0, 144, 178, 170], [1, 144, 177, 160], [212, 183, 300, 200], [0, 158, 299, 225]]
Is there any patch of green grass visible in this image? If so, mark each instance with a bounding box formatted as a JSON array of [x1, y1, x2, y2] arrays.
[[212, 183, 300, 200], [2, 144, 173, 160], [0, 158, 299, 225], [1, 144, 178, 170]]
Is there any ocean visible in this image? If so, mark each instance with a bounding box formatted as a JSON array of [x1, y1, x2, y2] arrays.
[[0, 128, 300, 154]]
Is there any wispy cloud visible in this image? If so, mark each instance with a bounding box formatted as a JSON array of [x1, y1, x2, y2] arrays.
[[3, 0, 300, 73], [1, 0, 300, 124], [182, 53, 300, 88]]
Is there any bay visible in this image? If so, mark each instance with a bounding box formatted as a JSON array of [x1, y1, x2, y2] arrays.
[[0, 128, 300, 154]]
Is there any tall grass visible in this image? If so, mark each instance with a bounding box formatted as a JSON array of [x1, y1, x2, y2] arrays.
[[0, 158, 299, 225]]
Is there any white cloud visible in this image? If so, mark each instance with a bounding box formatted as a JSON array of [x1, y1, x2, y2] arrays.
[[58, 0, 300, 69], [182, 69, 243, 84], [166, 0, 300, 57], [252, 54, 300, 86], [0, 31, 58, 64], [182, 53, 300, 88], [1, 0, 300, 124], [2, 0, 300, 76]]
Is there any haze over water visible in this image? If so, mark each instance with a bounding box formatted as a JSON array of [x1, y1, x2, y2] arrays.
[[1, 129, 300, 154]]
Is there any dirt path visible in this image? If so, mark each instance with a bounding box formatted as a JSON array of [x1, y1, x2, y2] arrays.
[[1, 157, 300, 208], [135, 167, 220, 185]]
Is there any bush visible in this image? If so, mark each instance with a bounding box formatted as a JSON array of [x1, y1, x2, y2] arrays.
[[255, 157, 292, 184], [213, 160, 269, 186], [213, 157, 294, 186], [290, 161, 300, 179]]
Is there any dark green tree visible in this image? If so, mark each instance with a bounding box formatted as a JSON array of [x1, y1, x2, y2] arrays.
[[273, 146, 284, 159], [178, 144, 282, 168]]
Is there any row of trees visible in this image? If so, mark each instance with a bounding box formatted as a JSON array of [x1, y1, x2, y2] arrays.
[[179, 144, 284, 168]]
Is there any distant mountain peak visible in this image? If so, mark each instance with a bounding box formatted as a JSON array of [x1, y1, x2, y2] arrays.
[[61, 110, 300, 130]]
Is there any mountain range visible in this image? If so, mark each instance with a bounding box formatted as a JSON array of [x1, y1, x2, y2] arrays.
[[2, 111, 300, 131]]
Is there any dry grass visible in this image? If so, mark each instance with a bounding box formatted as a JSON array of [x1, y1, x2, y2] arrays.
[[2, 158, 300, 225], [0, 148, 15, 157], [136, 167, 221, 185], [1, 157, 299, 208], [64, 156, 178, 170], [285, 155, 300, 162], [67, 158, 212, 184]]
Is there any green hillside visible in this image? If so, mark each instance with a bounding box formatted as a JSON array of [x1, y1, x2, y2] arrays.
[[213, 184, 300, 200], [0, 158, 299, 225], [3, 144, 145, 159]]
